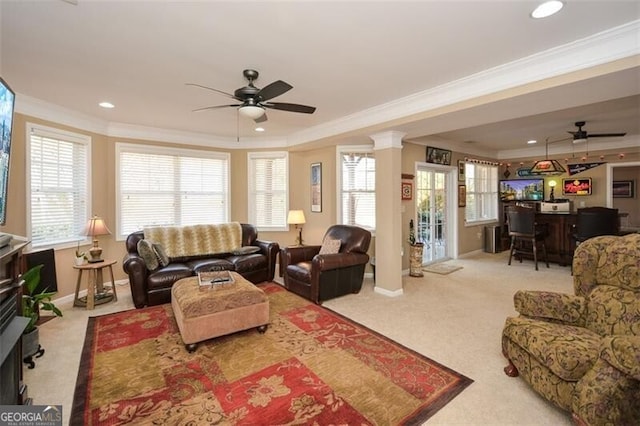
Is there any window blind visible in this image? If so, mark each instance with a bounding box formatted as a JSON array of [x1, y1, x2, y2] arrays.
[[340, 151, 375, 230], [28, 125, 90, 247], [117, 144, 229, 237], [465, 162, 498, 223], [248, 152, 288, 231]]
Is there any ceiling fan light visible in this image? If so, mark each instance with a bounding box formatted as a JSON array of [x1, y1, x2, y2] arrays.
[[573, 137, 587, 144], [529, 159, 566, 175], [239, 105, 265, 119]]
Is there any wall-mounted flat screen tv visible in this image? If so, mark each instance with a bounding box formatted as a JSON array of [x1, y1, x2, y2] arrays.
[[499, 178, 544, 202], [0, 77, 15, 226]]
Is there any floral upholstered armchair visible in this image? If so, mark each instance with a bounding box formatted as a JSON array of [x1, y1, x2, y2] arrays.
[[502, 233, 640, 425]]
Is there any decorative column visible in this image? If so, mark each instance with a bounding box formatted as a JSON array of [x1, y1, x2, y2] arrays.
[[370, 131, 405, 297]]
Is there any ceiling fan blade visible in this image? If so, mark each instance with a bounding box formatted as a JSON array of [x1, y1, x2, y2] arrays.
[[192, 104, 241, 112], [264, 102, 316, 114], [186, 83, 239, 100], [257, 80, 293, 102], [254, 113, 268, 123], [586, 132, 627, 138]]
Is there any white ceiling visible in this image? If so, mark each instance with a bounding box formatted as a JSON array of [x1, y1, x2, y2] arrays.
[[1, 1, 639, 157]]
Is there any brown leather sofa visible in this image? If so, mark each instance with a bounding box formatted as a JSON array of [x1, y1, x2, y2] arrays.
[[123, 223, 279, 308], [281, 224, 371, 304]]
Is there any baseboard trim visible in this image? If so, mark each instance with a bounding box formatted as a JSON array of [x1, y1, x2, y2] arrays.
[[374, 286, 404, 297]]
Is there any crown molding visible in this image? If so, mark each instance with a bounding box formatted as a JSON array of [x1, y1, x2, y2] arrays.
[[289, 20, 640, 146], [14, 20, 640, 151], [497, 134, 640, 160]]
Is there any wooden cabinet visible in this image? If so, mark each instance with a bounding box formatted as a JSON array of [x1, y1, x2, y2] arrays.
[[534, 213, 576, 266], [0, 236, 29, 405], [501, 202, 576, 267]]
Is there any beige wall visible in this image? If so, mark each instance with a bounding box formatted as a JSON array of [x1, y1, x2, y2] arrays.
[[401, 141, 496, 266], [612, 165, 640, 227], [3, 111, 638, 300]]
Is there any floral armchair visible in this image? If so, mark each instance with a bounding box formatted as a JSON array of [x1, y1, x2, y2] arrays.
[[502, 233, 640, 425]]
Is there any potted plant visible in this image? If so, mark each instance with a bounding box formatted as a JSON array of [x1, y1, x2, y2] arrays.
[[21, 264, 63, 368], [408, 219, 424, 277]]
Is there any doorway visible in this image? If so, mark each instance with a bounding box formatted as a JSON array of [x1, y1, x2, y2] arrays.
[[415, 165, 456, 264]]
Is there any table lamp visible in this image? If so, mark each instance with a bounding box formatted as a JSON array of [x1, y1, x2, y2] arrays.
[[548, 180, 557, 202], [84, 215, 111, 263], [287, 210, 306, 246]]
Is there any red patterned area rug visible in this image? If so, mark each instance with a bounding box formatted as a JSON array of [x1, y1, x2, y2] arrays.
[[71, 283, 472, 425]]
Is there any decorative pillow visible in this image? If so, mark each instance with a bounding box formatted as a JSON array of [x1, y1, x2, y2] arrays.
[[153, 243, 170, 267], [319, 238, 341, 255], [231, 246, 261, 255], [137, 239, 159, 271]]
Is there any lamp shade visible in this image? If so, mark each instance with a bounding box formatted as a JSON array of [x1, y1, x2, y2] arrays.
[[529, 159, 566, 176], [239, 105, 265, 119], [84, 216, 111, 237], [287, 210, 306, 225]]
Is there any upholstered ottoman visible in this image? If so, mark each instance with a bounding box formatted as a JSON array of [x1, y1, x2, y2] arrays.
[[171, 272, 269, 352]]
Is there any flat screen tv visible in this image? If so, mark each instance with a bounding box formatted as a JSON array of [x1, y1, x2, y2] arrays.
[[0, 77, 15, 226], [499, 178, 544, 202]]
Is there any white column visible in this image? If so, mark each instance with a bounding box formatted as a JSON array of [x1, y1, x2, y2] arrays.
[[370, 131, 405, 296]]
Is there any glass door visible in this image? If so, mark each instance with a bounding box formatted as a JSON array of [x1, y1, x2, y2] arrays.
[[415, 167, 451, 264]]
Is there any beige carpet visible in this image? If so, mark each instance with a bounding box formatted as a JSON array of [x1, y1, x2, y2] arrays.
[[423, 262, 463, 275], [26, 250, 574, 425]]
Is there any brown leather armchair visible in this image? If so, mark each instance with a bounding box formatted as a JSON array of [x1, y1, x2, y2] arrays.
[[281, 225, 371, 304]]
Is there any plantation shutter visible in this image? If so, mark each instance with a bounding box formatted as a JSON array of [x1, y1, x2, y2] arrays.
[[29, 125, 90, 247], [248, 152, 288, 231], [117, 144, 229, 238], [340, 151, 375, 231]]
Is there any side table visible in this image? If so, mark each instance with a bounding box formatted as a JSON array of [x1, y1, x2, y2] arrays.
[[73, 259, 118, 309]]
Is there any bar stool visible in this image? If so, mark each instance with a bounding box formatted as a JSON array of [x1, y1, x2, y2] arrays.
[[507, 206, 549, 271]]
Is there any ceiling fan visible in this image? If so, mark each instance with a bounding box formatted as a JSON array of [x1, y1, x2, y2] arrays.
[[187, 69, 316, 123], [568, 121, 626, 143]]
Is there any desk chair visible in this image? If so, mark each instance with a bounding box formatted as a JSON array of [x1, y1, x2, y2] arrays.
[[507, 206, 549, 271]]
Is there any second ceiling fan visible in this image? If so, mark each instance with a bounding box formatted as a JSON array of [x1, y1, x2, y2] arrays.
[[187, 69, 316, 123], [568, 121, 626, 143]]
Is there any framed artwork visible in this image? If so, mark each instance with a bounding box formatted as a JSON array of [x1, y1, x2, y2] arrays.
[[401, 182, 412, 200], [613, 180, 635, 198], [311, 162, 322, 212], [458, 185, 466, 207], [562, 178, 592, 196], [458, 160, 465, 181], [426, 146, 452, 165]]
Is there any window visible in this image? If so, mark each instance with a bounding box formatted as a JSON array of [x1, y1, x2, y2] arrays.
[[27, 124, 90, 248], [338, 147, 375, 231], [248, 152, 288, 231], [464, 162, 498, 224], [116, 144, 229, 238]]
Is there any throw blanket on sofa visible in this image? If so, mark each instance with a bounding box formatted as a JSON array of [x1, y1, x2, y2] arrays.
[[143, 223, 243, 259]]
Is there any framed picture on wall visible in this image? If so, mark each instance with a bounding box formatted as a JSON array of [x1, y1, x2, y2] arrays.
[[458, 185, 466, 207], [426, 146, 452, 165], [562, 178, 592, 196], [458, 160, 465, 181], [613, 180, 635, 198], [311, 162, 322, 212], [401, 182, 412, 200]]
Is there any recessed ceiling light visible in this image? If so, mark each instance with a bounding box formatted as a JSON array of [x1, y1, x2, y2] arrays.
[[531, 1, 564, 19], [99, 102, 115, 109], [527, 140, 537, 144], [254, 127, 265, 132]]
